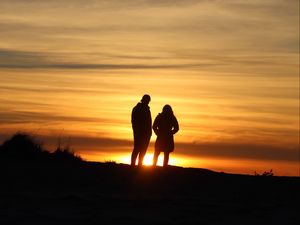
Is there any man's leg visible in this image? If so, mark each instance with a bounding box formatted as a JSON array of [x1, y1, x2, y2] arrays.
[[138, 135, 151, 166], [131, 133, 140, 166], [138, 149, 146, 166], [153, 150, 160, 166], [163, 152, 170, 167], [131, 149, 139, 166]]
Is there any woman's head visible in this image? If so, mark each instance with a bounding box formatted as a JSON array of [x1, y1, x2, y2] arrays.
[[162, 104, 173, 115]]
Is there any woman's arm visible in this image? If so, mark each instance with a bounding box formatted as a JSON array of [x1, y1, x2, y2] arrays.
[[172, 116, 179, 134], [152, 116, 159, 135]]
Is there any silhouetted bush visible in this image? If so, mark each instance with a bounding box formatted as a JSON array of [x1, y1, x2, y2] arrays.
[[0, 132, 82, 163], [0, 132, 48, 160]]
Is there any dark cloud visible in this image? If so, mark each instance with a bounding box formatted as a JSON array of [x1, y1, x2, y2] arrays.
[[0, 110, 121, 125], [176, 142, 299, 162], [0, 0, 204, 10], [229, 104, 299, 116], [0, 85, 118, 95], [0, 49, 47, 67], [42, 135, 132, 151], [0, 49, 220, 70], [198, 113, 296, 126], [0, 132, 297, 162], [0, 133, 131, 153], [0, 63, 218, 70], [223, 0, 299, 17]]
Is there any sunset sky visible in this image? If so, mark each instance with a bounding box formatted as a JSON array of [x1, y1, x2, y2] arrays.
[[0, 0, 299, 176]]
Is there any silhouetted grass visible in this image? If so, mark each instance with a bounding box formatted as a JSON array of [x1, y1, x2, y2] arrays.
[[254, 169, 274, 176], [52, 146, 82, 162]]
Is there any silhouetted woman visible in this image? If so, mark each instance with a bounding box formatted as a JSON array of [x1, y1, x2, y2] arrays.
[[153, 105, 179, 167]]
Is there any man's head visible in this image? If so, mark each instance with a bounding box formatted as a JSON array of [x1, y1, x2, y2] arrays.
[[141, 94, 151, 105]]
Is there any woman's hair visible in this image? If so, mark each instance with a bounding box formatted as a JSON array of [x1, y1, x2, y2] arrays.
[[162, 104, 173, 115]]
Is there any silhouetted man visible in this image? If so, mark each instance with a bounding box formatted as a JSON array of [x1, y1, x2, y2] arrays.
[[131, 94, 152, 166]]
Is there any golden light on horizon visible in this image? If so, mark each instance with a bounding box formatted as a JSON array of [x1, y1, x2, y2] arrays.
[[78, 150, 299, 177], [115, 153, 182, 167]]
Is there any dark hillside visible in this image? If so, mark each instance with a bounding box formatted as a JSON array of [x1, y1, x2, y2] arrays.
[[0, 133, 299, 225]]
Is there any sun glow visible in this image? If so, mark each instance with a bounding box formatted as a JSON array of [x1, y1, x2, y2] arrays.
[[79, 151, 300, 176], [106, 153, 182, 167]]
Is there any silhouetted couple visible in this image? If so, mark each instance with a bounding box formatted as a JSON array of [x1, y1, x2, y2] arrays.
[[131, 94, 179, 167]]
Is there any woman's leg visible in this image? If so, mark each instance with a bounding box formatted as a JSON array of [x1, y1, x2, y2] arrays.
[[163, 152, 170, 167], [153, 151, 160, 166]]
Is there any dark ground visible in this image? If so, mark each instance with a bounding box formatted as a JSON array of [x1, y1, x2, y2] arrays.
[[0, 160, 299, 225]]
